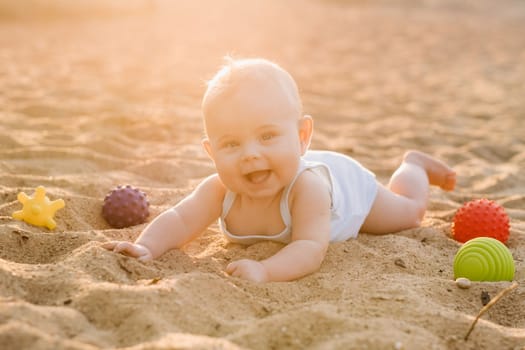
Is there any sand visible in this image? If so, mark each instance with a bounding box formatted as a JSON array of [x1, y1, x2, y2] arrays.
[[1, 0, 525, 349]]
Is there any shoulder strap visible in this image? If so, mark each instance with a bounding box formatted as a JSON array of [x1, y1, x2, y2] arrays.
[[221, 190, 236, 219]]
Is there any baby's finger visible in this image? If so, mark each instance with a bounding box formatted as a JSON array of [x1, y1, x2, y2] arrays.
[[101, 241, 118, 250], [137, 255, 152, 262], [225, 262, 238, 275], [116, 243, 152, 260], [113, 242, 139, 255]]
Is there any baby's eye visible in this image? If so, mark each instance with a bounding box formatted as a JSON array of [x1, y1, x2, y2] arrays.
[[220, 140, 239, 149], [261, 133, 275, 141]]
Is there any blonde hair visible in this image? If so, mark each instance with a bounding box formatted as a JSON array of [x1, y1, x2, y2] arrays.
[[202, 57, 303, 119]]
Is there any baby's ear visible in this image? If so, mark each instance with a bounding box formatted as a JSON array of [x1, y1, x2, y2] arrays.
[[298, 115, 313, 154], [202, 138, 213, 159]]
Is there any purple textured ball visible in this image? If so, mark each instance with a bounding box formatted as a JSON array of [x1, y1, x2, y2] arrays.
[[102, 185, 150, 228]]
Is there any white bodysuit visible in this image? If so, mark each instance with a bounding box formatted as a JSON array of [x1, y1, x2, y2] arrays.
[[219, 150, 378, 244]]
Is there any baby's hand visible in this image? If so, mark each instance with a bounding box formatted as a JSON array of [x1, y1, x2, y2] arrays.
[[102, 241, 153, 261], [226, 259, 269, 283]]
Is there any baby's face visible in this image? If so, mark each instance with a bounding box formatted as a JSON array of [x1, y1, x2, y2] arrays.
[[203, 83, 306, 199]]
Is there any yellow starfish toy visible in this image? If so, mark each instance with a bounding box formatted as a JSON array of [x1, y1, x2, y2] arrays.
[[12, 186, 65, 230]]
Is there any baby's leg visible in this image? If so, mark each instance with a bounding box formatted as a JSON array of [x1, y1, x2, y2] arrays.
[[361, 150, 456, 234]]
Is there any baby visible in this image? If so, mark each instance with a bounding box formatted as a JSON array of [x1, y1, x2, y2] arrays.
[[103, 57, 456, 282]]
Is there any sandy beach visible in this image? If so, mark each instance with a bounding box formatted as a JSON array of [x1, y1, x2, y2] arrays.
[[1, 0, 524, 349]]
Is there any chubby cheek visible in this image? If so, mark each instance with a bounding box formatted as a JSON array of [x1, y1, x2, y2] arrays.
[[213, 159, 240, 189], [280, 158, 300, 183]]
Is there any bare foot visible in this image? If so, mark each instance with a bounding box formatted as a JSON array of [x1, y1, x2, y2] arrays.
[[403, 150, 456, 191]]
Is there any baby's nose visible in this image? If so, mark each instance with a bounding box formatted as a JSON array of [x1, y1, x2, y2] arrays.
[[241, 142, 261, 160]]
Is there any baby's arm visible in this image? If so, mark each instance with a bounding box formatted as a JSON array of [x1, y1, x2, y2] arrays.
[[103, 174, 225, 260], [226, 170, 331, 282]]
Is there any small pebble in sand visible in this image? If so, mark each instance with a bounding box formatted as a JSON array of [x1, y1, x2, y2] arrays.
[[481, 291, 491, 306], [455, 277, 472, 289], [394, 258, 407, 268]]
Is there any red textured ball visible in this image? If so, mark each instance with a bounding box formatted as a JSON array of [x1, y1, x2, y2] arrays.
[[102, 185, 150, 228], [452, 199, 510, 243]]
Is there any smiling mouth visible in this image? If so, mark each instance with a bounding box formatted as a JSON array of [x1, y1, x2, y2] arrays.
[[245, 170, 271, 184]]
